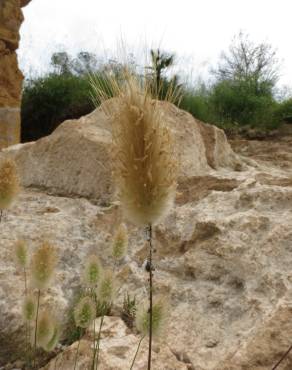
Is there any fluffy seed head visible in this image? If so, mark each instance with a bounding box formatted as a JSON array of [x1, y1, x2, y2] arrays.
[[30, 241, 57, 290], [42, 321, 60, 352], [14, 239, 29, 269], [112, 223, 128, 260], [74, 296, 96, 328], [22, 294, 37, 321], [0, 158, 20, 210], [82, 255, 102, 288], [97, 269, 116, 304], [36, 310, 55, 348], [135, 296, 168, 337], [91, 73, 178, 226]]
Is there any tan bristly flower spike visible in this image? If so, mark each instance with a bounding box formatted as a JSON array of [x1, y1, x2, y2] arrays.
[[91, 72, 178, 226], [36, 310, 54, 348], [112, 223, 128, 260], [135, 296, 168, 337], [22, 294, 37, 322], [14, 239, 29, 269], [30, 241, 57, 290], [0, 158, 20, 220], [42, 321, 60, 352], [74, 296, 96, 329], [97, 269, 116, 304], [82, 255, 103, 288]]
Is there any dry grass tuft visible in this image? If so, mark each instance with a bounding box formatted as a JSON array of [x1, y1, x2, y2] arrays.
[[91, 72, 178, 226], [0, 158, 20, 211]]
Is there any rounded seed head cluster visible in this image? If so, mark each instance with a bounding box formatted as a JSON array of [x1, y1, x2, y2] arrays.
[[112, 223, 128, 260], [91, 73, 178, 226], [22, 294, 37, 321], [82, 255, 102, 288], [30, 241, 57, 290], [42, 321, 60, 352], [36, 310, 55, 348], [74, 296, 96, 328], [14, 239, 29, 269], [97, 269, 116, 304], [135, 296, 168, 337], [0, 159, 20, 210]]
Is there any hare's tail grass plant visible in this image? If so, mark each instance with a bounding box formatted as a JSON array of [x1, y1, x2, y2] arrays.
[[14, 239, 30, 359], [73, 296, 96, 370], [30, 241, 57, 368], [94, 269, 116, 370], [131, 296, 168, 369], [91, 69, 178, 370], [0, 158, 20, 222]]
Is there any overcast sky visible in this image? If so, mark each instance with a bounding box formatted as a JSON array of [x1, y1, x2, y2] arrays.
[[18, 0, 292, 88]]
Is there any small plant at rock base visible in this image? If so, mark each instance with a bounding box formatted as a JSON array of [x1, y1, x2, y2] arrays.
[[130, 296, 168, 369], [73, 296, 96, 370], [30, 241, 58, 368], [0, 158, 20, 222], [122, 292, 137, 329], [13, 239, 31, 363]]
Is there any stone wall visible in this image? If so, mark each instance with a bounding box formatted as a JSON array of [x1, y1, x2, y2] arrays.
[[0, 0, 30, 149]]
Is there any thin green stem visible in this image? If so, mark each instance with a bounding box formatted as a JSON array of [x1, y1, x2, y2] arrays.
[[33, 289, 41, 369], [91, 289, 97, 370], [130, 336, 145, 370], [95, 315, 105, 370], [73, 333, 81, 370], [23, 268, 30, 367], [147, 224, 153, 370]]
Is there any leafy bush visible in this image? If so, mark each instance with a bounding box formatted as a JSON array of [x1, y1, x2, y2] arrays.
[[21, 73, 94, 142], [209, 79, 279, 129], [274, 98, 292, 123]]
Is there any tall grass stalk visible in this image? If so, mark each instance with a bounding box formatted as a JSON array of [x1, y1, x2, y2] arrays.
[[130, 335, 145, 370]]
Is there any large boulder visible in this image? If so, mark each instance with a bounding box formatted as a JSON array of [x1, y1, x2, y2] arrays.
[[3, 101, 242, 203]]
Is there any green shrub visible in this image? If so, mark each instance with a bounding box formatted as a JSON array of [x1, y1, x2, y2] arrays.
[[209, 79, 279, 130], [274, 98, 292, 123], [21, 73, 94, 142]]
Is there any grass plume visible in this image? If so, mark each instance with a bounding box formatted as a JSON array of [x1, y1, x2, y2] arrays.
[[0, 158, 20, 220], [91, 72, 178, 226], [135, 296, 168, 337], [36, 310, 55, 348], [30, 241, 57, 290], [82, 255, 103, 288], [14, 239, 29, 269], [74, 296, 96, 329], [112, 223, 128, 261], [22, 294, 37, 322]]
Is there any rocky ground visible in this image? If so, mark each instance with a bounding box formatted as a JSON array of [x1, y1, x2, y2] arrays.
[[0, 104, 292, 369]]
